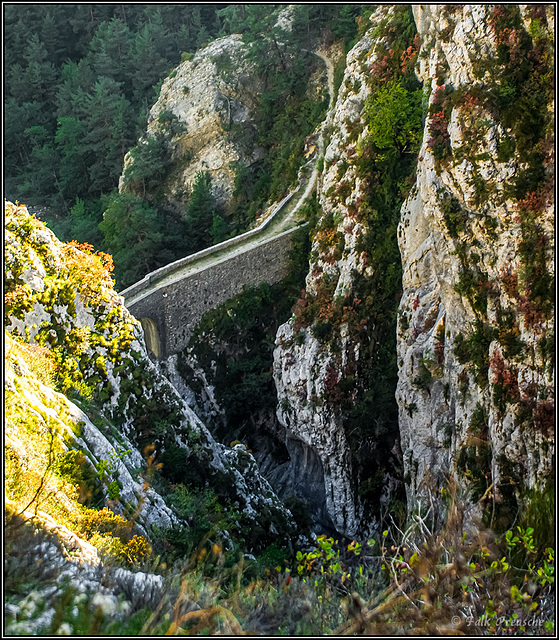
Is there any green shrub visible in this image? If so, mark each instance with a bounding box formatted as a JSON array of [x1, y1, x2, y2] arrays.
[[311, 321, 333, 342], [456, 443, 492, 502], [158, 445, 196, 485], [439, 191, 467, 238], [469, 402, 488, 437], [412, 359, 433, 390], [364, 80, 422, 154], [453, 321, 497, 387], [519, 487, 555, 553], [454, 259, 494, 317], [53, 450, 104, 507]]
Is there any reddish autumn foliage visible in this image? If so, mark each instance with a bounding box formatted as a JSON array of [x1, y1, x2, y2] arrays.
[[517, 190, 546, 214], [323, 363, 343, 404], [490, 351, 520, 405], [400, 42, 419, 74], [489, 5, 507, 33], [427, 87, 452, 161], [535, 399, 555, 435], [370, 48, 397, 81], [292, 289, 311, 332], [517, 294, 545, 329], [62, 241, 115, 304], [427, 112, 450, 148], [459, 92, 480, 119], [500, 266, 519, 299]]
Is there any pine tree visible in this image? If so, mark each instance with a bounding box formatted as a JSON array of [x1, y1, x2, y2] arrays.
[[55, 117, 89, 201], [210, 212, 230, 245], [130, 21, 173, 104], [3, 16, 29, 68], [85, 18, 133, 89], [175, 24, 193, 55], [41, 10, 67, 66], [82, 77, 133, 195], [69, 197, 105, 247], [216, 5, 249, 36], [99, 192, 168, 289], [122, 135, 171, 199], [185, 171, 217, 251], [4, 99, 44, 171], [21, 34, 58, 105], [55, 60, 95, 117], [15, 125, 65, 211]]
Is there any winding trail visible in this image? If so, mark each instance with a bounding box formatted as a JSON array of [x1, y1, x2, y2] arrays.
[[314, 49, 335, 111], [122, 50, 335, 309]]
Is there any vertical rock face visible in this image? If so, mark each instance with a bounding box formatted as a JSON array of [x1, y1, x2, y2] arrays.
[[274, 6, 415, 537], [274, 4, 554, 536], [273, 25, 374, 535], [274, 322, 360, 536], [397, 5, 554, 523]]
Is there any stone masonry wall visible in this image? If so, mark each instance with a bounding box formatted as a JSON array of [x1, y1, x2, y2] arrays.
[[126, 227, 300, 358]]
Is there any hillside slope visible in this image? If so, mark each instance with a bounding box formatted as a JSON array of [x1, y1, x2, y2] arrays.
[[5, 201, 295, 555]]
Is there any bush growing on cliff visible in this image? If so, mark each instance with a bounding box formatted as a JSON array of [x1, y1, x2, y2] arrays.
[[121, 135, 172, 199], [364, 79, 423, 155]]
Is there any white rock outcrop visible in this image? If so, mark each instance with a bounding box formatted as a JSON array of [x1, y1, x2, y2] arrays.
[[274, 8, 392, 537], [121, 34, 263, 211], [397, 4, 554, 513]]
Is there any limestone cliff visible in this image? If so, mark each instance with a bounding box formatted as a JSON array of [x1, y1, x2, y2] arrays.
[[273, 4, 554, 536], [397, 4, 554, 524], [274, 6, 414, 537], [120, 34, 262, 213], [5, 201, 294, 552]]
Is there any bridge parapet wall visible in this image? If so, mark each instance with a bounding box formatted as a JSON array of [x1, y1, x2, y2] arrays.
[[126, 226, 303, 359], [120, 188, 299, 301]]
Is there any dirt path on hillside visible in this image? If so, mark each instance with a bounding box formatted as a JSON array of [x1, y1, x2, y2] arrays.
[[314, 50, 335, 111]]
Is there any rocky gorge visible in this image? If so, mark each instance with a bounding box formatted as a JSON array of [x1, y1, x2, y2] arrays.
[[4, 4, 555, 635]]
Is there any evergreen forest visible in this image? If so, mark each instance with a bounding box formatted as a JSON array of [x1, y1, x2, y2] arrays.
[[4, 3, 367, 288]]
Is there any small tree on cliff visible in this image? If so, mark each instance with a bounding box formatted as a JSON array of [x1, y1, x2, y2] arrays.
[[185, 171, 217, 251], [122, 134, 171, 199]]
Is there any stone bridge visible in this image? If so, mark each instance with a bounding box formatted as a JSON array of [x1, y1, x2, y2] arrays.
[[121, 214, 305, 359], [120, 154, 318, 359], [121, 50, 333, 360]]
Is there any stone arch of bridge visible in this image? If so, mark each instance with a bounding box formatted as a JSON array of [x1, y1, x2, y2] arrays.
[[140, 317, 161, 359]]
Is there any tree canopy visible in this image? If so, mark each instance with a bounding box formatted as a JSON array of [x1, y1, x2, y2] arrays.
[[4, 4, 373, 288]]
